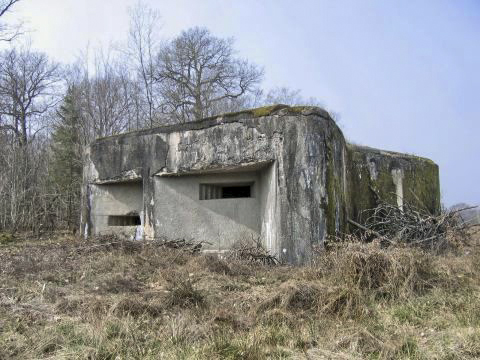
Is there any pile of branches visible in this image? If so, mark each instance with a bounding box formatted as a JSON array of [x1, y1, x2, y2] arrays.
[[349, 201, 476, 251], [227, 238, 279, 265], [82, 235, 211, 255], [160, 238, 211, 254]]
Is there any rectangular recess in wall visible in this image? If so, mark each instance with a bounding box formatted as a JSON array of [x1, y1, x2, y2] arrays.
[[199, 183, 253, 200], [108, 215, 141, 226]]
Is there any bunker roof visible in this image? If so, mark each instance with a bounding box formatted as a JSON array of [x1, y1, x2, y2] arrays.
[[348, 143, 436, 165], [95, 104, 332, 142]]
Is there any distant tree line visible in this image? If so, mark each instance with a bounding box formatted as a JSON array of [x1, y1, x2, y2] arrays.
[[0, 1, 322, 233]]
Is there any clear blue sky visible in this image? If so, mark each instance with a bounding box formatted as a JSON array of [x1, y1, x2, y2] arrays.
[[6, 0, 480, 206]]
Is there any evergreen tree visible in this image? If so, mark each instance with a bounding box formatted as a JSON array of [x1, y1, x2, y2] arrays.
[[50, 86, 83, 231]]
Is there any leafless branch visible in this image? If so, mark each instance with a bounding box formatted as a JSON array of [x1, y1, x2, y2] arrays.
[[0, 0, 23, 42]]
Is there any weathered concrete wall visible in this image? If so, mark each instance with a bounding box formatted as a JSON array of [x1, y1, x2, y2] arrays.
[[153, 170, 263, 250], [346, 144, 441, 225], [81, 105, 440, 264], [278, 112, 348, 261]]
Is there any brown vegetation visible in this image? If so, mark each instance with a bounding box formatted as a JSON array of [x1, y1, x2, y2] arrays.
[[0, 231, 479, 359]]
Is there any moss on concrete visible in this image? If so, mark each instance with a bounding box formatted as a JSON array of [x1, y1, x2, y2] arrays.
[[214, 104, 330, 120], [346, 148, 375, 226], [325, 142, 336, 236], [251, 104, 289, 117], [324, 130, 348, 237], [402, 161, 440, 214], [346, 144, 441, 226]]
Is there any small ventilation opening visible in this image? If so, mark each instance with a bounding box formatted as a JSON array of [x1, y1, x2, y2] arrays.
[[200, 183, 253, 200], [108, 215, 141, 226]]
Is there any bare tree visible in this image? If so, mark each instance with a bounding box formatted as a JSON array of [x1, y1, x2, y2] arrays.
[[74, 49, 133, 139], [126, 1, 161, 127], [261, 86, 342, 125], [0, 0, 22, 42], [0, 47, 61, 146], [155, 27, 264, 122], [0, 47, 61, 232], [263, 86, 322, 106], [0, 133, 54, 232]]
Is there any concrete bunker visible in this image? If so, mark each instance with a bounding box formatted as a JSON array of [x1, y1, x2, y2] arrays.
[[81, 105, 441, 264]]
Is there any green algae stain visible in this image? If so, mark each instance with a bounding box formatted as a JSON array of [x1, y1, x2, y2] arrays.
[[324, 130, 348, 237]]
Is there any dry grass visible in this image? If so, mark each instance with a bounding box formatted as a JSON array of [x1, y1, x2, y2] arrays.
[[0, 231, 479, 359]]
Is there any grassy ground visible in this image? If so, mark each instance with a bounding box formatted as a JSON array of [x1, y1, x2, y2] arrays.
[[0, 232, 479, 359]]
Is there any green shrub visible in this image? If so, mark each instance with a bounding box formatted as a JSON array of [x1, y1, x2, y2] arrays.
[[0, 232, 14, 245]]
